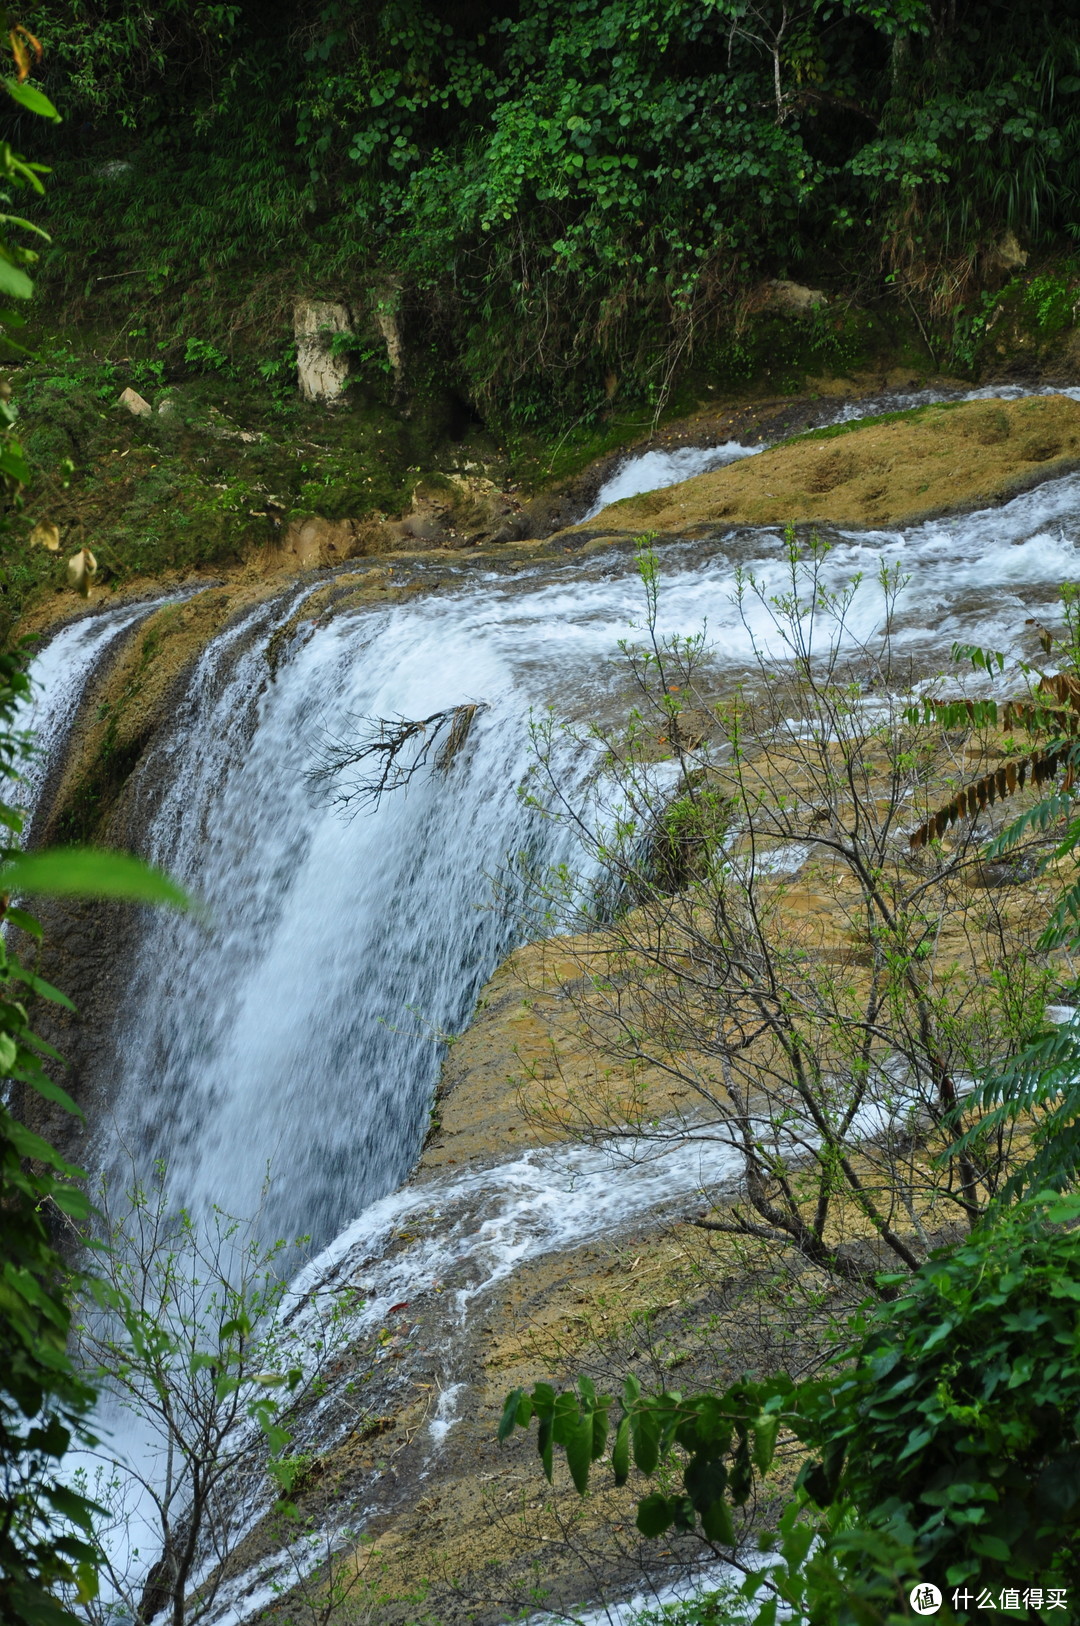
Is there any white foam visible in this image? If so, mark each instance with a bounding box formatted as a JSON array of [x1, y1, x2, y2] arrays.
[[14, 601, 166, 835], [583, 442, 762, 521]]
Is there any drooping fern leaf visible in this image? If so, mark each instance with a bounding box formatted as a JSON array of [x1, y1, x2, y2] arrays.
[[907, 661, 1080, 848]]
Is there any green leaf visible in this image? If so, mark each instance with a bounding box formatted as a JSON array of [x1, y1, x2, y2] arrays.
[[538, 1415, 553, 1482], [1, 847, 190, 910], [0, 442, 32, 482], [700, 1492, 734, 1545], [8, 963, 76, 1008], [3, 905, 40, 937], [753, 1415, 779, 1472], [591, 1398, 609, 1461], [636, 1491, 674, 1538], [20, 1071, 82, 1117], [2, 78, 60, 121], [499, 1387, 527, 1441], [612, 1415, 630, 1484], [565, 1408, 594, 1494], [971, 1533, 1011, 1561], [630, 1402, 661, 1474], [0, 254, 33, 299]]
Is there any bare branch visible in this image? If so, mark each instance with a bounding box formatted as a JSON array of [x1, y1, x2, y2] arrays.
[[306, 701, 486, 814]]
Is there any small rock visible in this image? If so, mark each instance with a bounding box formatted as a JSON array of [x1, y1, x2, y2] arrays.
[[157, 398, 176, 418], [118, 386, 152, 417], [993, 230, 1028, 272]]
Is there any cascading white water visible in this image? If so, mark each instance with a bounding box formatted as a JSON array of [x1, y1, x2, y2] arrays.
[[98, 581, 603, 1251], [581, 441, 763, 520], [12, 601, 167, 837], [86, 461, 1080, 1260]]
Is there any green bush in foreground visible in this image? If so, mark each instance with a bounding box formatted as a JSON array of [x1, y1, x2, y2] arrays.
[[503, 1192, 1080, 1624]]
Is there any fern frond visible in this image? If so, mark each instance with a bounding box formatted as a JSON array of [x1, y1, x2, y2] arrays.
[[985, 787, 1080, 857], [951, 1019, 1080, 1199], [1038, 873, 1080, 951], [909, 742, 1074, 848]]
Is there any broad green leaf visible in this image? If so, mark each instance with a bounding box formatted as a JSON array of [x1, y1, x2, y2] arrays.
[[498, 1387, 527, 1441], [753, 1415, 779, 1473], [538, 1414, 553, 1482], [591, 1398, 609, 1461], [2, 78, 60, 120], [701, 1492, 734, 1545], [1, 847, 190, 910], [0, 443, 32, 483], [565, 1408, 594, 1494], [0, 254, 33, 299], [630, 1401, 661, 1475], [636, 1491, 674, 1538]]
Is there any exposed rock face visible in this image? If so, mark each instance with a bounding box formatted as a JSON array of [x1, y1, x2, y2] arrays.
[[294, 298, 354, 404], [371, 283, 404, 385], [382, 473, 519, 548], [274, 514, 381, 568], [765, 278, 828, 315], [561, 394, 1080, 538]]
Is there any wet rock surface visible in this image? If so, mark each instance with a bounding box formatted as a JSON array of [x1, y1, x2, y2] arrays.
[[557, 393, 1080, 540]]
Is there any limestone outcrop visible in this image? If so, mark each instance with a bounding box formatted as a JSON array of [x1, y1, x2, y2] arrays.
[[294, 298, 354, 404]]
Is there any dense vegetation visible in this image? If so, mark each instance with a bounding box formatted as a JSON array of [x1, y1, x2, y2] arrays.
[[22, 0, 1080, 424]]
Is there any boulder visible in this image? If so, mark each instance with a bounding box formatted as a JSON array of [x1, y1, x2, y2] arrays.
[[118, 386, 152, 417], [274, 515, 383, 569], [384, 473, 518, 548], [66, 548, 97, 597], [766, 279, 828, 316]]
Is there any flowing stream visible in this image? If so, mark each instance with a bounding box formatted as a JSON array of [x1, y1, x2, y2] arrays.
[[22, 389, 1080, 1620]]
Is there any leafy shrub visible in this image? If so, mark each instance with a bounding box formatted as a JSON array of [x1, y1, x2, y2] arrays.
[[502, 1193, 1080, 1623]]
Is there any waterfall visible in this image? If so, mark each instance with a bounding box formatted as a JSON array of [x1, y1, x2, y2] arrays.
[[23, 388, 1080, 1624], [54, 460, 1080, 1258], [96, 581, 602, 1251]]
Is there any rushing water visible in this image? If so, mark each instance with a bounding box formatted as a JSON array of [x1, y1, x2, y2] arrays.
[[22, 389, 1080, 1620], [12, 601, 167, 838], [581, 440, 763, 520]]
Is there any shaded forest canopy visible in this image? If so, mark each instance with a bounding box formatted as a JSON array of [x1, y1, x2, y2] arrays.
[[19, 0, 1080, 422]]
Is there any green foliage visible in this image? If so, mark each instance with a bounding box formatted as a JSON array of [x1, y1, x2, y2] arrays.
[[25, 0, 1080, 422], [503, 1194, 1080, 1622], [1, 846, 189, 908], [0, 649, 101, 1626], [72, 1166, 351, 1619]]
